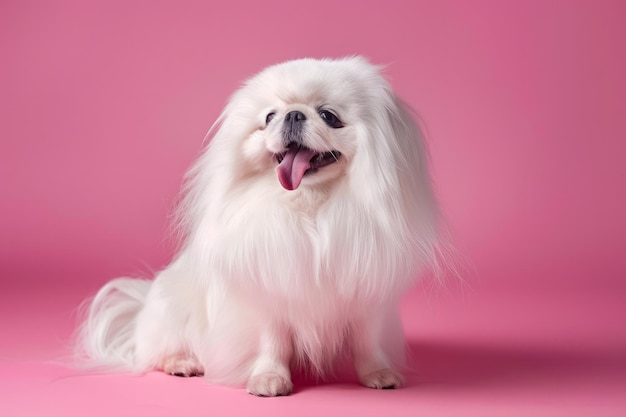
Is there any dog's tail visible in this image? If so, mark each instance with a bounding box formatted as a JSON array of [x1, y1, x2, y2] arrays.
[[75, 278, 151, 371]]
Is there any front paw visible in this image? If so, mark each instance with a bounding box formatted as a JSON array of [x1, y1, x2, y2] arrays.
[[247, 373, 293, 397], [359, 368, 404, 389], [161, 353, 204, 377]]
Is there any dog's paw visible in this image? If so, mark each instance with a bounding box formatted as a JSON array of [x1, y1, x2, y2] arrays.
[[161, 353, 204, 377], [247, 373, 293, 397], [359, 368, 404, 389]]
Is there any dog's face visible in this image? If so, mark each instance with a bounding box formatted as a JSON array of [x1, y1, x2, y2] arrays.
[[255, 94, 352, 191], [225, 57, 387, 191]]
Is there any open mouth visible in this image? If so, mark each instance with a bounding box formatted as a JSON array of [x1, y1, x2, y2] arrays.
[[275, 144, 342, 190]]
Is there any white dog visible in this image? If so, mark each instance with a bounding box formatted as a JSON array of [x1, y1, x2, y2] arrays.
[[78, 56, 446, 396]]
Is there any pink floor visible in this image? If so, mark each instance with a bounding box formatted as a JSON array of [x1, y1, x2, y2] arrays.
[[1, 268, 625, 416]]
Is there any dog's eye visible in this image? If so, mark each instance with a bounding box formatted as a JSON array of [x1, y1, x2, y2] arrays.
[[319, 110, 343, 128], [265, 112, 276, 125]]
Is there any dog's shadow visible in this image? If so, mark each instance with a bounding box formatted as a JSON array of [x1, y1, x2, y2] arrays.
[[402, 339, 624, 390], [294, 339, 624, 393]]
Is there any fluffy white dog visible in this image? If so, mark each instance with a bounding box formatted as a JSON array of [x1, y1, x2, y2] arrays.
[[78, 56, 446, 396]]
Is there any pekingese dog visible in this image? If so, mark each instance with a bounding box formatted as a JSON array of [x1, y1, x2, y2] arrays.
[[77, 56, 445, 396]]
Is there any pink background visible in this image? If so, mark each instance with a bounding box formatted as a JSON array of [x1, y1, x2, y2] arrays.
[[1, 0, 625, 416]]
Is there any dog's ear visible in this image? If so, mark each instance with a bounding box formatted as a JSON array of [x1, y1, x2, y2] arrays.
[[173, 99, 238, 246], [349, 84, 435, 212], [352, 85, 448, 278]]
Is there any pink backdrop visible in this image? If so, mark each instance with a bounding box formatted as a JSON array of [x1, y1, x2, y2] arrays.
[[1, 1, 625, 416]]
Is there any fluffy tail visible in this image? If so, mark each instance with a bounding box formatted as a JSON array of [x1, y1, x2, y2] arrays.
[[75, 278, 151, 371]]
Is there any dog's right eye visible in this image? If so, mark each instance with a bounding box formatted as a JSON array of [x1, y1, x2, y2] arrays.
[[265, 112, 276, 125]]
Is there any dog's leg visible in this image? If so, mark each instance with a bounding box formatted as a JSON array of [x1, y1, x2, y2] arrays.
[[134, 264, 202, 377], [351, 314, 405, 389], [160, 351, 204, 377], [246, 323, 293, 397]]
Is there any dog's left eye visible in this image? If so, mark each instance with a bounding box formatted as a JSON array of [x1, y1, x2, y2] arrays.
[[319, 110, 343, 128], [265, 112, 276, 125]]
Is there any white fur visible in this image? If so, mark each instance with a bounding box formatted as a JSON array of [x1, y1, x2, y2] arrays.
[[76, 57, 445, 395]]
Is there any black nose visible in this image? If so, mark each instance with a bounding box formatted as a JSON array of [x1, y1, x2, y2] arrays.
[[285, 110, 306, 124], [283, 111, 307, 145]]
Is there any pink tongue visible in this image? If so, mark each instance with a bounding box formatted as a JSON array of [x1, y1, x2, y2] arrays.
[[276, 147, 317, 190]]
